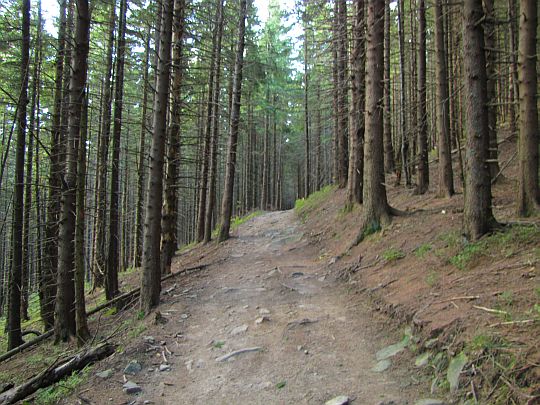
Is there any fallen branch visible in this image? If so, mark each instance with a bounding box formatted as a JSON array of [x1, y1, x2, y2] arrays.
[[0, 343, 115, 404], [473, 305, 509, 315], [488, 319, 537, 328], [215, 347, 262, 362], [0, 263, 209, 364], [433, 295, 480, 304]]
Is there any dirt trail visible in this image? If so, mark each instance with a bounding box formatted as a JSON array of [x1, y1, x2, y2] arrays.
[[90, 211, 428, 404]]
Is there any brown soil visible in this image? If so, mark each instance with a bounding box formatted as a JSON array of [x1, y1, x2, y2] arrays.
[[67, 211, 433, 404]]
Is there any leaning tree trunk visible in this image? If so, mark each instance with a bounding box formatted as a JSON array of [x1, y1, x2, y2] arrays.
[[414, 0, 429, 194], [462, 0, 498, 240], [516, 0, 539, 216], [140, 0, 174, 314], [434, 0, 454, 197], [353, 0, 393, 246], [7, 0, 30, 350], [218, 0, 247, 243], [54, 0, 90, 343], [161, 0, 186, 274]]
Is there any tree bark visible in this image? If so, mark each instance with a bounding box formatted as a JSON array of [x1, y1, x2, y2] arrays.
[[106, 0, 128, 301], [415, 0, 429, 194], [383, 0, 394, 174], [140, 0, 174, 314], [42, 0, 68, 331], [7, 0, 30, 350], [434, 0, 454, 197], [516, 0, 539, 216], [161, 0, 186, 274], [218, 0, 248, 243], [346, 0, 365, 208], [462, 0, 498, 240], [54, 0, 90, 343], [93, 1, 116, 288], [353, 0, 393, 245]]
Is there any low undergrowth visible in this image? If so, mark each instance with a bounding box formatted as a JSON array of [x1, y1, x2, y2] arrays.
[[294, 185, 336, 222]]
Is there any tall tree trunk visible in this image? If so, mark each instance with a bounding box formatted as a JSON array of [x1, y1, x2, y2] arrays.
[[336, 0, 349, 188], [397, 0, 410, 186], [462, 0, 498, 240], [346, 0, 365, 208], [507, 0, 518, 137], [434, 0, 454, 197], [483, 0, 500, 180], [75, 92, 90, 344], [415, 0, 429, 194], [22, 5, 42, 321], [203, 0, 225, 243], [196, 0, 223, 242], [383, 0, 394, 174], [7, 0, 30, 350], [133, 26, 151, 269], [93, 1, 116, 288], [303, 3, 310, 198], [516, 0, 539, 216], [106, 0, 127, 300], [161, 0, 186, 274], [42, 0, 68, 331], [353, 0, 393, 245], [140, 0, 174, 314], [218, 0, 247, 243], [54, 0, 90, 342]]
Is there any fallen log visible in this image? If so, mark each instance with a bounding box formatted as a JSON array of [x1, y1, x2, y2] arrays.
[[0, 343, 115, 405], [0, 263, 207, 364]]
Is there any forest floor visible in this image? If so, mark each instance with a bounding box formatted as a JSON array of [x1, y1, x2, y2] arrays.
[[0, 136, 538, 405], [67, 210, 434, 404]]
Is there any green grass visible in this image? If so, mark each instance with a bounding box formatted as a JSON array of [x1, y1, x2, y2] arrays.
[[382, 247, 405, 262], [414, 243, 432, 258], [294, 185, 336, 222], [425, 269, 439, 287], [32, 366, 92, 405], [231, 210, 263, 231], [447, 225, 539, 270]]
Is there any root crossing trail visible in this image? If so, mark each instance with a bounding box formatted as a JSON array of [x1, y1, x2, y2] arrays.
[[90, 211, 427, 404]]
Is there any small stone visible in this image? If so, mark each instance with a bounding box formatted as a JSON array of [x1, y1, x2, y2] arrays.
[[318, 275, 326, 282], [329, 257, 337, 265], [96, 369, 113, 379], [230, 324, 248, 335], [255, 316, 270, 324], [124, 360, 142, 376], [147, 368, 154, 372], [325, 395, 349, 405], [180, 313, 189, 319], [243, 305, 249, 309], [159, 364, 171, 372], [123, 381, 142, 394], [304, 350, 309, 355], [259, 308, 270, 315], [414, 400, 447, 405], [185, 359, 193, 371], [372, 359, 392, 372], [291, 272, 304, 278], [143, 336, 155, 344], [297, 345, 303, 351]]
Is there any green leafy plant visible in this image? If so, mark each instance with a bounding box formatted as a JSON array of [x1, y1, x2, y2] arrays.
[[276, 381, 286, 389]]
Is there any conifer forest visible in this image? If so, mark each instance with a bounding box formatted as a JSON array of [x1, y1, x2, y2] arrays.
[[0, 0, 538, 402]]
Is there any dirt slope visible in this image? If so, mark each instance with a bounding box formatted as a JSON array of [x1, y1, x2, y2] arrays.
[[78, 211, 432, 405]]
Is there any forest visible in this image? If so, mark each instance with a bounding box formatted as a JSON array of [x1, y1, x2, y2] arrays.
[[0, 0, 538, 402]]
